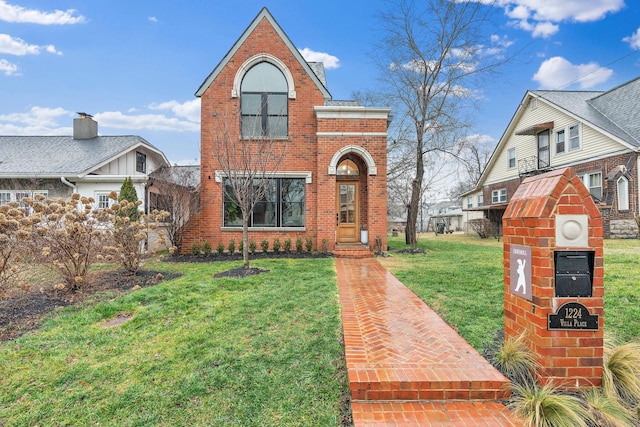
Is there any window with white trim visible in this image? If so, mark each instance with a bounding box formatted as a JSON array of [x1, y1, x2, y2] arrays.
[[617, 176, 629, 211], [136, 152, 147, 173], [581, 172, 602, 200], [0, 192, 11, 205], [223, 177, 304, 227], [507, 148, 516, 169], [0, 190, 48, 213], [556, 129, 565, 154], [95, 192, 116, 209], [241, 62, 288, 138], [568, 124, 580, 150], [467, 196, 473, 209], [477, 194, 483, 207], [492, 189, 507, 204]]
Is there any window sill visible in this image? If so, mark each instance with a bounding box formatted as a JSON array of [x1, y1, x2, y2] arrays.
[[221, 226, 306, 232]]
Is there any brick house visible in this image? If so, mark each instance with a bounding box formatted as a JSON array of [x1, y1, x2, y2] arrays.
[[182, 8, 390, 253], [463, 76, 640, 238]]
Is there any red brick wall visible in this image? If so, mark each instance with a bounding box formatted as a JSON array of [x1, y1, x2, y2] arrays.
[[503, 168, 604, 389], [182, 16, 388, 253]]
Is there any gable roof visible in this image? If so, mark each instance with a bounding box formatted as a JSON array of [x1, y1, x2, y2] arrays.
[[195, 7, 331, 99], [465, 76, 640, 196], [0, 135, 168, 178]]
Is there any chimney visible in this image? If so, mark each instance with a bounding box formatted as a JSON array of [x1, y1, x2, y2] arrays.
[[73, 112, 98, 139]]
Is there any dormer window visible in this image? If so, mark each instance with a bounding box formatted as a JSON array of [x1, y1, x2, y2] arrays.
[[241, 62, 288, 138]]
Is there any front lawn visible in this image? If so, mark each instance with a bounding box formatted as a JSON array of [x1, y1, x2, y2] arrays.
[[0, 258, 348, 426], [381, 233, 640, 352]]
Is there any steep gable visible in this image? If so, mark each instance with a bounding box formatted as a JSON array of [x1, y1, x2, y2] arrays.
[[195, 7, 330, 100]]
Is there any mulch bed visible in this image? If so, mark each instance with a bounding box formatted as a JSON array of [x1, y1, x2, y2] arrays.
[[0, 269, 180, 342]]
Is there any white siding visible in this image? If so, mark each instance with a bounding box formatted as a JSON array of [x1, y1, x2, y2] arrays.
[[484, 95, 630, 186]]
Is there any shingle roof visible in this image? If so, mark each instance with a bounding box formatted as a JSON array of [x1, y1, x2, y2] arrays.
[[0, 135, 158, 177], [532, 76, 640, 148]]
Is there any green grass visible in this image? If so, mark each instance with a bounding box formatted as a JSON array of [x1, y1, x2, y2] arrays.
[[0, 258, 346, 426], [381, 233, 640, 352]]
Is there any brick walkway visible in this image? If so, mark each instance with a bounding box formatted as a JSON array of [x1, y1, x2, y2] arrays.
[[336, 258, 520, 426]]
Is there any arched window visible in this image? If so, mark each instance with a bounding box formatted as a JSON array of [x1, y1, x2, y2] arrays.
[[241, 62, 288, 138], [617, 176, 629, 211], [337, 159, 359, 176]]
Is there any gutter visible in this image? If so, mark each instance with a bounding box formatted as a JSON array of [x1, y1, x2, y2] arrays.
[[60, 176, 77, 193]]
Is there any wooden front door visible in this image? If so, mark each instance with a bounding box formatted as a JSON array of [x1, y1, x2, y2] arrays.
[[337, 182, 359, 243]]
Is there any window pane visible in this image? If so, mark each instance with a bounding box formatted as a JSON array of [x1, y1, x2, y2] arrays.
[[241, 117, 262, 138], [252, 181, 277, 227], [223, 182, 242, 226], [268, 94, 287, 116], [281, 179, 305, 227], [241, 93, 261, 115], [617, 177, 629, 210], [556, 130, 565, 153], [241, 62, 287, 92], [0, 192, 11, 205], [569, 125, 580, 150], [267, 116, 287, 137]]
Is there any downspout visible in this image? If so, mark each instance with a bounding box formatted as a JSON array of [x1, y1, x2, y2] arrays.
[[60, 176, 77, 193]]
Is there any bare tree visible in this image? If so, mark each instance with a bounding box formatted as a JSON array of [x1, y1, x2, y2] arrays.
[[148, 165, 200, 252], [373, 0, 509, 248], [212, 109, 288, 269], [447, 134, 495, 201]]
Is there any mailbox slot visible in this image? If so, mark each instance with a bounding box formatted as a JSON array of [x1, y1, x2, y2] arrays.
[[554, 251, 594, 297]]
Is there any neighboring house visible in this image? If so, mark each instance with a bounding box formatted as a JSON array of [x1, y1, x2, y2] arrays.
[[463, 76, 640, 238], [427, 200, 463, 233], [0, 114, 169, 212], [182, 8, 390, 252]]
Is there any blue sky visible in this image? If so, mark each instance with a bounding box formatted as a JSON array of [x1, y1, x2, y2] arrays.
[[1, 0, 639, 166]]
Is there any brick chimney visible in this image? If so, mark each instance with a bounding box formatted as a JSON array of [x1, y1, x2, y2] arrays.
[[73, 112, 98, 139]]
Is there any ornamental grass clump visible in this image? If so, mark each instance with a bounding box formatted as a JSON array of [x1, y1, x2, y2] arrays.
[[490, 333, 540, 388], [510, 382, 593, 427], [602, 340, 640, 411]]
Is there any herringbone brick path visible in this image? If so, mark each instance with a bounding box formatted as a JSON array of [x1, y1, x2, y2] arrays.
[[336, 258, 520, 426]]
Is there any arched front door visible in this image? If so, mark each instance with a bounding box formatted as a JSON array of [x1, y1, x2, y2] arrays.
[[336, 182, 359, 243]]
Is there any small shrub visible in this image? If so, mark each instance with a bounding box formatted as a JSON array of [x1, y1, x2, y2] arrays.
[[321, 238, 329, 253], [260, 238, 269, 252], [305, 237, 313, 252], [239, 239, 243, 254], [228, 239, 236, 255], [283, 237, 292, 253], [216, 241, 225, 255], [191, 242, 201, 256], [273, 237, 281, 252], [249, 238, 257, 254], [295, 237, 303, 253], [202, 241, 212, 256]]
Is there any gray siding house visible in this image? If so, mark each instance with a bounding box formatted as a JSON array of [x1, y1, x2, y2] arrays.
[[0, 114, 169, 211]]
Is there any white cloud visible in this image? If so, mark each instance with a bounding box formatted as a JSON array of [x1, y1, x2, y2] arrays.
[[149, 99, 200, 123], [0, 33, 61, 55], [298, 47, 340, 69], [498, 0, 624, 38], [94, 111, 200, 132], [149, 16, 158, 23], [623, 27, 640, 50], [0, 0, 85, 24], [0, 106, 71, 134], [0, 57, 18, 75], [533, 56, 613, 89]]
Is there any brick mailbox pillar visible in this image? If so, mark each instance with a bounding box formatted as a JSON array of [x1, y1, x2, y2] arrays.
[[503, 167, 604, 388]]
